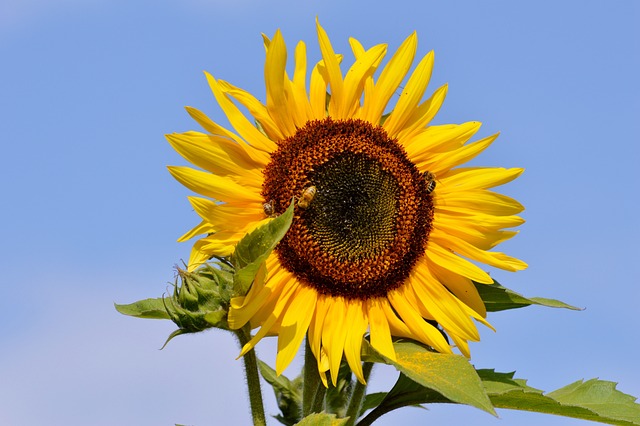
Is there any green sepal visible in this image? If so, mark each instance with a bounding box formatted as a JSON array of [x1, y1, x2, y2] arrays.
[[480, 370, 640, 425], [294, 413, 349, 426], [258, 360, 302, 426], [231, 200, 294, 296], [160, 329, 189, 350], [114, 298, 170, 320], [475, 280, 581, 312], [203, 310, 227, 327], [363, 340, 495, 415]]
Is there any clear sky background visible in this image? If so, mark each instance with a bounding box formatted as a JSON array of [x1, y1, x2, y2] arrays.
[[1, 1, 639, 425]]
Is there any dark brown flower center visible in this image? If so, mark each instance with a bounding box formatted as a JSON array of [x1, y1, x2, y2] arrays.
[[262, 118, 433, 299]]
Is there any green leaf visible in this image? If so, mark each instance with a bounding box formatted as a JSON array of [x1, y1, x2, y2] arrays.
[[357, 357, 491, 426], [231, 200, 294, 295], [378, 341, 496, 415], [475, 281, 581, 312], [480, 370, 640, 425], [258, 360, 302, 426], [114, 298, 170, 320], [294, 413, 349, 426]]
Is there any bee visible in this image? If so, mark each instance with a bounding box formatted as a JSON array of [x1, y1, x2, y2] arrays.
[[423, 171, 437, 195], [297, 185, 317, 209], [263, 200, 275, 217]]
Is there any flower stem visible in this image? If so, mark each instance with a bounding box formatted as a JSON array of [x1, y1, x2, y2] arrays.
[[344, 362, 374, 426], [302, 337, 321, 416], [311, 382, 326, 413], [235, 326, 266, 426]]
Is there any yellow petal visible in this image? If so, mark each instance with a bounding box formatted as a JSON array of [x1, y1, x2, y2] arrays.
[[419, 133, 499, 176], [192, 232, 241, 259], [218, 80, 284, 142], [366, 298, 396, 361], [396, 84, 447, 142], [429, 261, 487, 317], [322, 296, 348, 385], [167, 166, 262, 203], [228, 265, 265, 323], [184, 106, 270, 166], [348, 38, 377, 122], [349, 37, 365, 57], [308, 294, 330, 365], [276, 285, 317, 375], [446, 212, 525, 230], [411, 266, 479, 341], [404, 121, 482, 159], [291, 41, 315, 124], [431, 229, 528, 272], [166, 132, 263, 185], [340, 43, 387, 119], [434, 213, 519, 250], [362, 32, 417, 124], [187, 197, 263, 230], [186, 239, 214, 271], [229, 265, 291, 328], [436, 190, 525, 216], [317, 348, 330, 388], [309, 61, 328, 119], [426, 241, 493, 284], [205, 72, 277, 153], [439, 167, 524, 191], [380, 298, 413, 339], [450, 334, 471, 358], [383, 50, 434, 138], [177, 220, 214, 242], [388, 287, 452, 354], [343, 300, 368, 384], [316, 19, 344, 117], [264, 30, 297, 137], [238, 278, 298, 358]]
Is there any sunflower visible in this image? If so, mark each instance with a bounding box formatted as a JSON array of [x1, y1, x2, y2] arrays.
[[167, 21, 527, 386]]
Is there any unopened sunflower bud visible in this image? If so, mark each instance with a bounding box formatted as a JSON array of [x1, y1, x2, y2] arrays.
[[164, 264, 233, 335]]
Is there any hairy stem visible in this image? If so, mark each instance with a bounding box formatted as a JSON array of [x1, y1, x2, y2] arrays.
[[235, 326, 266, 426], [344, 362, 374, 426], [302, 337, 321, 416], [311, 382, 327, 413]]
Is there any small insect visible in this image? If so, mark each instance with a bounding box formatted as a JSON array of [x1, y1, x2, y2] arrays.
[[263, 200, 275, 217], [297, 185, 317, 209], [423, 171, 437, 195]]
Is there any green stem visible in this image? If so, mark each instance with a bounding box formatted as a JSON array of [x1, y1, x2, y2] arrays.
[[355, 404, 389, 426], [356, 398, 409, 426], [344, 362, 374, 426], [311, 382, 327, 413], [235, 326, 266, 426], [302, 337, 321, 416]]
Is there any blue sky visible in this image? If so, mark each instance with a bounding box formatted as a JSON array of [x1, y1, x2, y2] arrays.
[[1, 0, 639, 425]]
